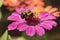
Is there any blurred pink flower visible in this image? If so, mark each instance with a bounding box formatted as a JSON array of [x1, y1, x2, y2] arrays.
[[7, 7, 57, 36]]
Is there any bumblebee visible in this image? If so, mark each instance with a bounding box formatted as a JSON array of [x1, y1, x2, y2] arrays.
[[21, 10, 34, 19]]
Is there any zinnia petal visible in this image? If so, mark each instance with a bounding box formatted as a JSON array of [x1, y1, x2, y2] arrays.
[[17, 23, 28, 31], [8, 12, 20, 21], [8, 22, 20, 30], [16, 8, 25, 14], [42, 20, 57, 27], [35, 26, 45, 36], [39, 12, 56, 21], [26, 26, 35, 36], [25, 7, 34, 12], [8, 12, 25, 23], [40, 21, 53, 30]]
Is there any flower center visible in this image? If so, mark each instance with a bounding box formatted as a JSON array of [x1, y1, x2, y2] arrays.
[[21, 10, 40, 26], [33, 8, 40, 18], [26, 18, 40, 26]]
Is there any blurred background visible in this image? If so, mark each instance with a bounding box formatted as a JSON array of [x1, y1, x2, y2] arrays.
[[0, 0, 60, 40], [45, 0, 60, 40]]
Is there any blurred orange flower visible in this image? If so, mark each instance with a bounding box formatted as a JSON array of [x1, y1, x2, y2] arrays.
[[41, 6, 60, 17], [25, 0, 45, 14], [3, 0, 45, 11], [25, 0, 44, 7], [3, 0, 21, 11]]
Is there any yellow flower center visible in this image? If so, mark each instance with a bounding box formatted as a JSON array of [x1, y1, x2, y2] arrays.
[[33, 8, 40, 18]]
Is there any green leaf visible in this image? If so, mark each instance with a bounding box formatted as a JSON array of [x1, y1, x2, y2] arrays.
[[8, 35, 12, 40], [0, 30, 8, 40], [0, 30, 12, 40], [0, 0, 3, 7]]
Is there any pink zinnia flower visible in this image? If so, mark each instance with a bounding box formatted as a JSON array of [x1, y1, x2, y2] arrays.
[[7, 7, 57, 36]]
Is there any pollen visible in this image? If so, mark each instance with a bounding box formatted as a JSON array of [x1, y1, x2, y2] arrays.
[[33, 8, 40, 18]]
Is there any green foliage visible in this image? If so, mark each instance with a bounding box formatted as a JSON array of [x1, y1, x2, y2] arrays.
[[0, 30, 11, 40], [0, 0, 3, 20], [8, 35, 12, 40], [22, 32, 48, 40], [0, 0, 3, 7], [0, 30, 8, 40]]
